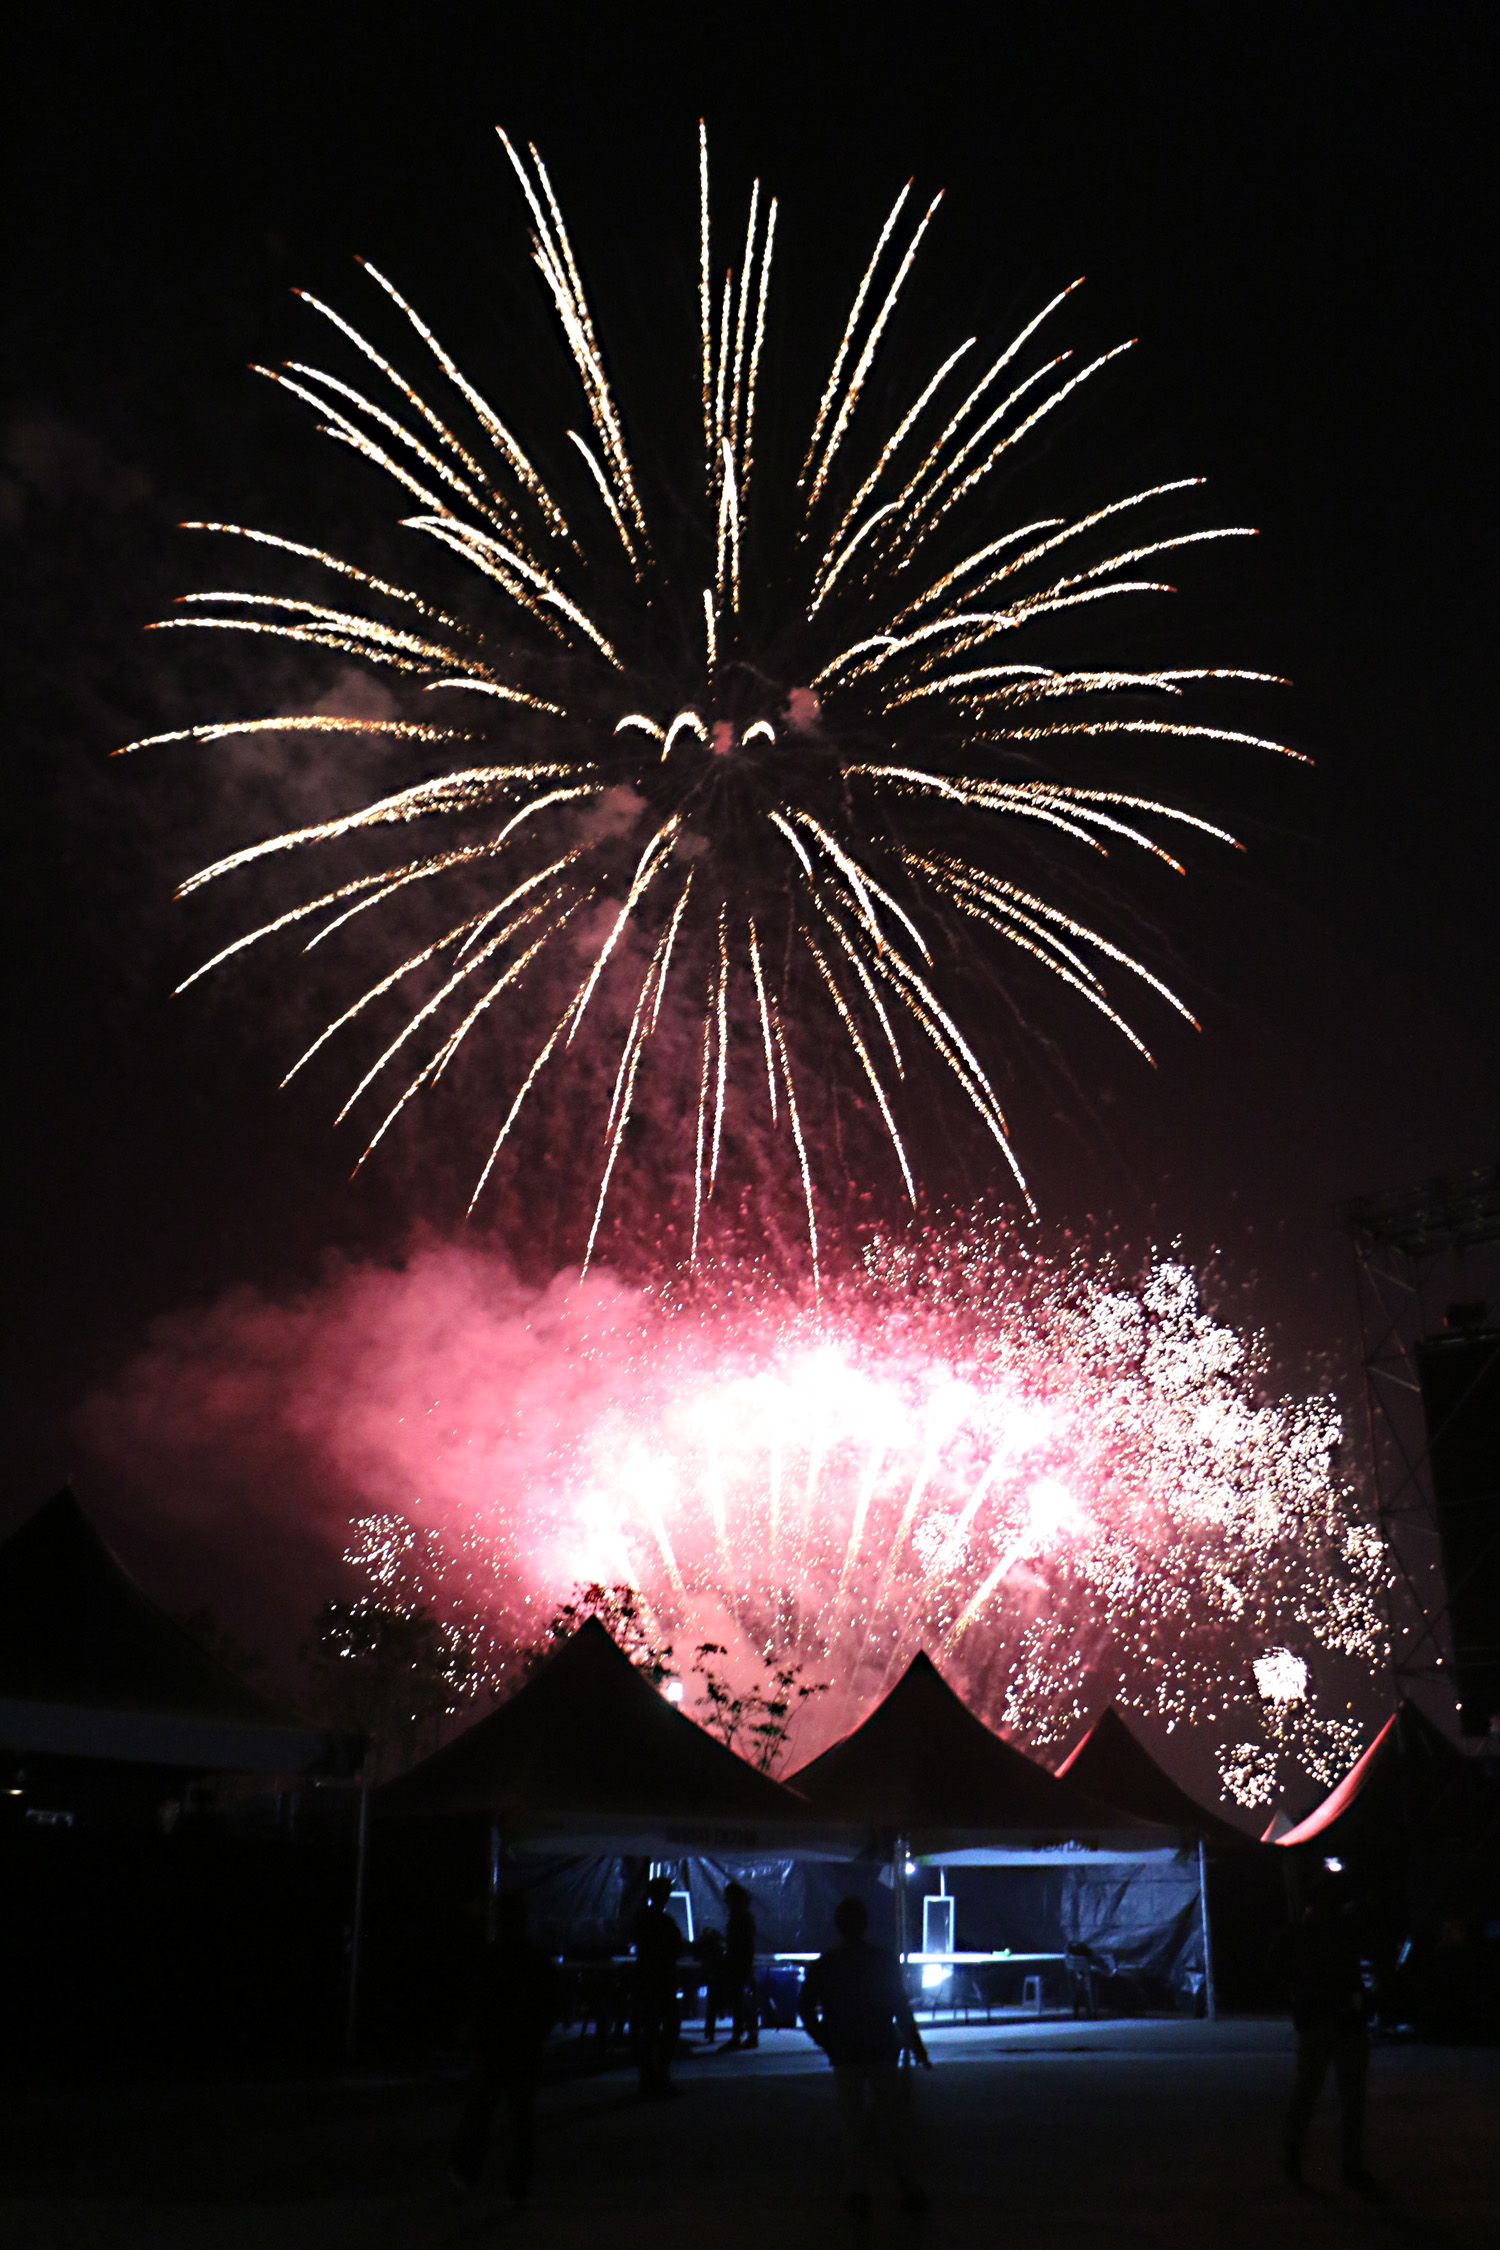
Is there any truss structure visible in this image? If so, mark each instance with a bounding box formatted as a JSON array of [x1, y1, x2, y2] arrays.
[[1338, 1164, 1500, 1711]]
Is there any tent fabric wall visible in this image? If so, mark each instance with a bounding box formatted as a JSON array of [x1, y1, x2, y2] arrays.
[[685, 1853, 1204, 2006], [494, 1850, 647, 1954], [1055, 1862, 1205, 2008], [685, 1854, 894, 1954], [487, 1852, 894, 1959], [479, 1848, 1204, 2012], [491, 1850, 1206, 2013]]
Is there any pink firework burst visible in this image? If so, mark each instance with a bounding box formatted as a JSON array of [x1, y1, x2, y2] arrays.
[[94, 1226, 1378, 1806]]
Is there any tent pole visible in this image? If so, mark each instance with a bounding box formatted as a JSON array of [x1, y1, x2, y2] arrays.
[[1197, 1837, 1217, 2021], [345, 1758, 372, 2064], [487, 1818, 503, 1942]]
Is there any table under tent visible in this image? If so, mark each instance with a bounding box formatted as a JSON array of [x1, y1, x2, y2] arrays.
[[784, 1655, 1211, 2022], [0, 1489, 356, 2075]]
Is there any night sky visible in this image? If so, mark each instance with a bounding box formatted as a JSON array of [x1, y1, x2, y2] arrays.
[[5, 5, 1494, 1742]]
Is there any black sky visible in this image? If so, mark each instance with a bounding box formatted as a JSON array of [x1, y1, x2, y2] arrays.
[[4, 1, 1495, 1625]]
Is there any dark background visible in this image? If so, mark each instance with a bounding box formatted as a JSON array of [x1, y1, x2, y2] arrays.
[[4, 5, 1493, 1688]]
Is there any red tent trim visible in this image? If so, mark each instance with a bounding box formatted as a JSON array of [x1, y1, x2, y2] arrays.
[[1271, 1713, 1397, 1847]]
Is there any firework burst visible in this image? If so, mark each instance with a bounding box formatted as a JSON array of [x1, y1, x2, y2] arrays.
[[124, 127, 1294, 1269], [328, 1227, 1384, 1809]]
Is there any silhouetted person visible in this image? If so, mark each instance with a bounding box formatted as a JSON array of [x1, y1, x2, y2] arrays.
[[723, 1879, 759, 2049], [798, 1895, 931, 2217], [452, 1892, 560, 2208], [1066, 1939, 1100, 2019], [633, 1875, 684, 2097], [696, 1925, 726, 2043], [1270, 1869, 1372, 2190]]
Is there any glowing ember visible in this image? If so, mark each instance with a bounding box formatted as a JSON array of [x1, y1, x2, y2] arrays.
[[1253, 1647, 1310, 1705]]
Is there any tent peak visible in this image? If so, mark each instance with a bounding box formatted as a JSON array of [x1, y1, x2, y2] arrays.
[[1272, 1700, 1464, 1851], [0, 1486, 346, 1771], [527, 1612, 664, 1683], [380, 1597, 804, 1830], [1056, 1700, 1253, 1848], [570, 1616, 627, 1649], [9, 1485, 109, 1551], [1058, 1703, 1146, 1768], [788, 1648, 1160, 1841]]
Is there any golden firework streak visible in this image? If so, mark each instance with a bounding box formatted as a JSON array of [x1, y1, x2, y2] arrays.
[[140, 122, 1294, 1284]]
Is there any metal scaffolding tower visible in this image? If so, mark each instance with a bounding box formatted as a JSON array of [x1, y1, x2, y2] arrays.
[[1337, 1164, 1500, 1713]]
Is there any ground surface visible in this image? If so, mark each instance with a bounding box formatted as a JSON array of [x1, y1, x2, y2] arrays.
[[3, 2019, 1496, 2249]]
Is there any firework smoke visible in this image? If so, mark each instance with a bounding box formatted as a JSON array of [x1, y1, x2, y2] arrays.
[[122, 126, 1294, 1266], [83, 1230, 1384, 1812]]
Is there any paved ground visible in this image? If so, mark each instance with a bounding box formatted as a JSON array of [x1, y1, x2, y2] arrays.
[[3, 2019, 1496, 2249]]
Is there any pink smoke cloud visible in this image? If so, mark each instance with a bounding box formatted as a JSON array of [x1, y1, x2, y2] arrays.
[[78, 1233, 1384, 1806]]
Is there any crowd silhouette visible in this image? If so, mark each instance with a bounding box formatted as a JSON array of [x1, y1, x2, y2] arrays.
[[449, 1870, 1381, 2217]]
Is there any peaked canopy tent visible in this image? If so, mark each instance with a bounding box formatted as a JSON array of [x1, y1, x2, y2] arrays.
[[1270, 1700, 1499, 2036], [377, 1618, 860, 1989], [1058, 1705, 1254, 1852], [381, 1617, 843, 1855], [1058, 1703, 1278, 2010], [787, 1653, 1210, 2014], [0, 1492, 360, 2073], [788, 1653, 1173, 1856], [1272, 1699, 1470, 1858], [0, 1489, 346, 1775]]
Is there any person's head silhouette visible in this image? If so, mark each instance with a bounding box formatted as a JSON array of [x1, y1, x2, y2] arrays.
[[834, 1896, 869, 1941]]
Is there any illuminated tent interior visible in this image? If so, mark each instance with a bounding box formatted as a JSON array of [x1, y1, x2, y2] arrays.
[[782, 1651, 1211, 2014], [372, 1640, 1213, 2022]]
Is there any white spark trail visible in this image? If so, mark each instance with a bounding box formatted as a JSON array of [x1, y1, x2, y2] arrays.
[[748, 920, 779, 1125], [806, 191, 944, 508], [144, 124, 1292, 1255], [774, 1011, 820, 1291], [359, 261, 570, 539], [709, 911, 730, 1193], [801, 180, 913, 483]]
